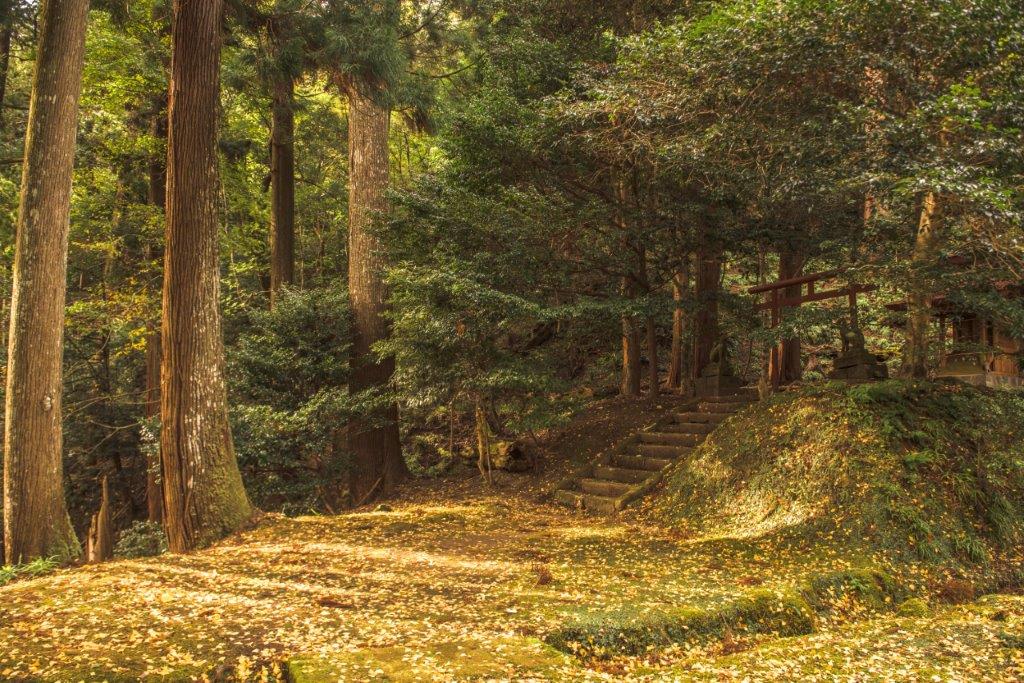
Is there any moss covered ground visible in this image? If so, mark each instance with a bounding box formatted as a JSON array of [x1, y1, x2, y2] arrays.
[[1, 382, 1023, 681]]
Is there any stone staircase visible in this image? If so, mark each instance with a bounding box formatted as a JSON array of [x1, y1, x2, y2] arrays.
[[552, 390, 757, 514]]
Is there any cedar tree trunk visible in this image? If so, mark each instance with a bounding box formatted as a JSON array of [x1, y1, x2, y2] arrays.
[[145, 101, 166, 524], [269, 74, 295, 307], [777, 248, 805, 384], [692, 246, 722, 379], [160, 0, 251, 553], [905, 192, 942, 378], [344, 81, 407, 505], [667, 261, 690, 391], [3, 0, 89, 564]]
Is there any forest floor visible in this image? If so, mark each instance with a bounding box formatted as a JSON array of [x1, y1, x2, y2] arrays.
[[1, 397, 1023, 682]]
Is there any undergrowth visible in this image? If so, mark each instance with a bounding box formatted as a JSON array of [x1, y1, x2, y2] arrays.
[[0, 557, 59, 587], [656, 380, 1024, 570], [545, 567, 906, 658]]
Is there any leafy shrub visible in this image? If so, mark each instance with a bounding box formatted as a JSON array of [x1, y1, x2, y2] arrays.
[[114, 521, 167, 559], [0, 557, 59, 586], [227, 287, 352, 513]]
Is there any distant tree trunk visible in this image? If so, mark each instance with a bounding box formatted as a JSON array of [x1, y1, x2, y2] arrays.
[[692, 245, 722, 380], [667, 260, 690, 391], [646, 317, 659, 396], [269, 74, 295, 308], [86, 476, 114, 563], [0, 24, 12, 132], [2, 0, 88, 565], [343, 80, 407, 505], [145, 101, 166, 525], [144, 329, 162, 523], [776, 248, 805, 384], [905, 192, 942, 378], [620, 276, 642, 397], [160, 0, 252, 553], [147, 105, 167, 209]]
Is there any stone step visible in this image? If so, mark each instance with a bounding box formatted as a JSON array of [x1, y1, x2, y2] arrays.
[[553, 489, 618, 514], [710, 391, 758, 402], [638, 443, 692, 459], [676, 411, 728, 424], [699, 401, 749, 414], [580, 478, 633, 497], [661, 422, 715, 435], [611, 454, 673, 471], [640, 431, 701, 447], [594, 465, 652, 484]]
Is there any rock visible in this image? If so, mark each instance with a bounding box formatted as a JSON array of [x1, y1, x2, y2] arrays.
[[490, 441, 535, 473], [897, 597, 931, 617]]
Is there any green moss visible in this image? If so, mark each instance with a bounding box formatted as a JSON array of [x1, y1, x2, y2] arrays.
[[545, 587, 816, 659], [803, 568, 904, 613], [286, 637, 568, 682], [547, 568, 910, 659], [897, 597, 931, 617], [656, 381, 1024, 573]]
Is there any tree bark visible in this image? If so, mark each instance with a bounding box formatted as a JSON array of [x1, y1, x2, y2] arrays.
[[646, 317, 659, 396], [620, 275, 642, 397], [667, 260, 690, 391], [905, 192, 942, 378], [160, 0, 252, 553], [144, 329, 162, 523], [147, 105, 167, 209], [145, 98, 166, 524], [0, 25, 12, 132], [344, 80, 407, 505], [2, 0, 88, 565], [269, 74, 295, 307], [775, 247, 805, 384], [86, 476, 114, 563], [692, 246, 722, 380]]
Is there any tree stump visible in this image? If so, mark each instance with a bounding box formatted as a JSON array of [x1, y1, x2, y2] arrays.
[[86, 476, 114, 563]]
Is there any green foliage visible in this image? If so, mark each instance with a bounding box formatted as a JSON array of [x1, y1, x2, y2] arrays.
[[0, 557, 60, 587], [659, 381, 1024, 572], [228, 288, 353, 513], [382, 179, 584, 444], [113, 521, 167, 559]]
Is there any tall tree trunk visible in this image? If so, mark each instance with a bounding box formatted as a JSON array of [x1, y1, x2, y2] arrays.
[[147, 105, 167, 209], [269, 74, 295, 308], [667, 260, 690, 391], [692, 245, 722, 380], [0, 24, 12, 132], [145, 101, 166, 524], [144, 329, 162, 523], [905, 192, 942, 378], [620, 276, 642, 397], [775, 247, 805, 384], [344, 81, 407, 505], [3, 0, 88, 564], [646, 317, 659, 397], [160, 0, 251, 553]]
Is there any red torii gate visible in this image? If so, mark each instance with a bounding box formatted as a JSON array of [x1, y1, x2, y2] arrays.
[[749, 270, 876, 391]]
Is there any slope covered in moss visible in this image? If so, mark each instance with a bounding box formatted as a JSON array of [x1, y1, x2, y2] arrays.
[[657, 380, 1024, 578]]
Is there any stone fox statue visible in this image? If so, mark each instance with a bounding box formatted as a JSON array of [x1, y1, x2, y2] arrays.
[[838, 319, 867, 354]]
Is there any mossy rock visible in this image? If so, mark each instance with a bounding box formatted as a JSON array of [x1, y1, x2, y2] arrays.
[[285, 637, 568, 682], [545, 588, 816, 659], [546, 568, 906, 660], [897, 597, 931, 617], [803, 568, 905, 613]]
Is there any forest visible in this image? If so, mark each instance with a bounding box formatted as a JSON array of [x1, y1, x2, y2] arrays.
[[1, 0, 1023, 681]]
